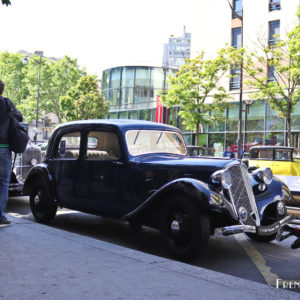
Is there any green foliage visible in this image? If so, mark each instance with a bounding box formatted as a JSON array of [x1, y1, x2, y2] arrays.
[[0, 52, 29, 106], [163, 49, 233, 145], [0, 52, 86, 124], [60, 75, 109, 122]]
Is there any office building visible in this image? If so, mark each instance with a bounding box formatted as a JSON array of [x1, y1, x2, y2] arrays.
[[191, 0, 299, 149]]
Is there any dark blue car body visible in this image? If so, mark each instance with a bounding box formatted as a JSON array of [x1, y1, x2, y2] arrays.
[[24, 120, 295, 260]]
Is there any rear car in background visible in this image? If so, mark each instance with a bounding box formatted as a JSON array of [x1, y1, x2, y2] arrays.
[[9, 143, 42, 195], [247, 146, 300, 208]]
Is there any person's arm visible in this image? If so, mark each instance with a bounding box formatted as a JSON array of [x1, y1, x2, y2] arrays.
[[7, 98, 23, 122]]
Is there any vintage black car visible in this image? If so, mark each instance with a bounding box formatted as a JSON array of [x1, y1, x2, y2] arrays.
[[9, 143, 42, 195], [23, 120, 298, 259]]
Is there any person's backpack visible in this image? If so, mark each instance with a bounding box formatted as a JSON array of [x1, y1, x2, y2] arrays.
[[5, 98, 29, 153]]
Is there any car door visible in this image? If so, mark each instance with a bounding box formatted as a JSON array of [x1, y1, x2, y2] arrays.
[[49, 130, 83, 208], [272, 149, 293, 175], [77, 129, 123, 215], [249, 148, 273, 169]]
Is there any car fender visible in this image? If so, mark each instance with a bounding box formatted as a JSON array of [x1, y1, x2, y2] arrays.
[[122, 177, 212, 220], [23, 163, 55, 198]]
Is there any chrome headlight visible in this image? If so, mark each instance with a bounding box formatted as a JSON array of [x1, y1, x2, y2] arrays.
[[31, 158, 38, 166], [253, 167, 273, 185], [211, 169, 233, 189], [277, 201, 286, 216]]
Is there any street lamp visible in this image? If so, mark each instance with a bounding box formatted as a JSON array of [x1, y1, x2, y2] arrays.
[[242, 99, 255, 152], [22, 51, 43, 144]]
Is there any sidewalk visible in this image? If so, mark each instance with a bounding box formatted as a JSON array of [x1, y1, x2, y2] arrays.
[[0, 215, 299, 300]]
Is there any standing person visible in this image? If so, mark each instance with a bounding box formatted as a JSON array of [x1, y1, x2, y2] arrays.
[[223, 146, 234, 159], [0, 80, 23, 226]]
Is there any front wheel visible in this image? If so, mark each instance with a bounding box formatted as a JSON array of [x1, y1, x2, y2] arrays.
[[160, 194, 209, 261], [30, 179, 57, 224]]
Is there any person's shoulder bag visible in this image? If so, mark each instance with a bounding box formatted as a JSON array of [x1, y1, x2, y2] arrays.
[[5, 98, 29, 153]]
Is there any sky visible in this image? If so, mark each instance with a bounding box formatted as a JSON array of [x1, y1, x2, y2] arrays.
[[0, 0, 194, 77]]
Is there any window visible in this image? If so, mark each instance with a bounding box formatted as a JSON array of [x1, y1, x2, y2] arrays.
[[126, 130, 186, 156], [86, 131, 120, 160], [232, 28, 242, 48], [269, 20, 280, 45], [267, 65, 278, 82], [269, 0, 280, 11], [233, 0, 242, 18], [258, 149, 273, 160], [56, 132, 81, 159], [274, 149, 292, 161], [230, 66, 241, 90]]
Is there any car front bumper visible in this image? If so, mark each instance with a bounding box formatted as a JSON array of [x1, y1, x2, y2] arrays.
[[8, 182, 23, 193], [214, 215, 296, 237]]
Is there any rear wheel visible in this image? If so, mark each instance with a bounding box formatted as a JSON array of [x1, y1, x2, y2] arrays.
[[30, 179, 57, 224], [160, 194, 209, 261]]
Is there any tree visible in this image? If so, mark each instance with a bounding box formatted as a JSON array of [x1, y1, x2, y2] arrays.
[[0, 52, 87, 124], [0, 52, 29, 106], [234, 8, 300, 146], [162, 50, 233, 145], [19, 55, 85, 123], [59, 75, 109, 122]]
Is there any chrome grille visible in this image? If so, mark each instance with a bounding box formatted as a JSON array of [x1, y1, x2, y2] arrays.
[[227, 163, 260, 226]]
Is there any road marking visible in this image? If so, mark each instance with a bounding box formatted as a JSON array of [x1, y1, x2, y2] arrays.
[[234, 233, 280, 286]]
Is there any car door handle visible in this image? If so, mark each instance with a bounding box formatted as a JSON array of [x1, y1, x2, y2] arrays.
[[112, 161, 123, 166]]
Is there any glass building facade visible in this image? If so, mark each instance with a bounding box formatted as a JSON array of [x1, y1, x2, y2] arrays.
[[176, 100, 300, 153], [102, 66, 300, 152], [102, 65, 175, 122]]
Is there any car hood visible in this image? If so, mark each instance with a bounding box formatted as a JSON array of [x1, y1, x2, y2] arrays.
[[132, 154, 235, 173]]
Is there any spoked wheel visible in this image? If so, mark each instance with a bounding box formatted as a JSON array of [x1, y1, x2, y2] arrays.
[[160, 194, 209, 261], [30, 179, 57, 224]]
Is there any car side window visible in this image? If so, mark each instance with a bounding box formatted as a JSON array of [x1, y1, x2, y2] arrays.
[[258, 149, 273, 160], [274, 150, 292, 161], [56, 132, 81, 159], [86, 131, 120, 160]]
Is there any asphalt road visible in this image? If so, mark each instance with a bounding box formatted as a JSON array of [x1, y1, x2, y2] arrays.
[[7, 196, 300, 293]]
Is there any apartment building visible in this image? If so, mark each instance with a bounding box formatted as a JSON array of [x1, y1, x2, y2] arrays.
[[191, 0, 299, 149], [163, 26, 191, 69]]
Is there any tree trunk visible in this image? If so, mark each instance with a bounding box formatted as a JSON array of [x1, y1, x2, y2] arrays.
[[195, 123, 199, 146], [287, 117, 292, 147], [287, 100, 292, 147]]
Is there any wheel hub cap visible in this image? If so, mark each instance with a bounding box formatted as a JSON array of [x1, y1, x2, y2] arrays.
[[34, 194, 40, 206], [170, 220, 180, 233]]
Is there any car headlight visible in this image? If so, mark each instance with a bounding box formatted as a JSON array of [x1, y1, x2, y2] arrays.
[[31, 158, 38, 166], [253, 167, 273, 185], [277, 201, 286, 216], [211, 169, 233, 189]]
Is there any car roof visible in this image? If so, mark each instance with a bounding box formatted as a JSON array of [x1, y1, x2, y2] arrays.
[[54, 119, 180, 132]]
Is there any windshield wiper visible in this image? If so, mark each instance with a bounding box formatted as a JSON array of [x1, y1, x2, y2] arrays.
[[133, 130, 141, 145], [156, 132, 163, 144]]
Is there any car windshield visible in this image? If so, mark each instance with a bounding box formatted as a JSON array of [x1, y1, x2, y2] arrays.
[[126, 130, 187, 156]]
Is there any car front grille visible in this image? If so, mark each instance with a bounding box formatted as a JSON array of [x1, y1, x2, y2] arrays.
[[15, 147, 42, 179], [227, 163, 260, 226]]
